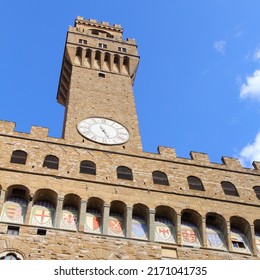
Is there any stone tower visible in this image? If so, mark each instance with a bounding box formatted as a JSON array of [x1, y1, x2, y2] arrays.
[[0, 17, 260, 260], [57, 17, 142, 153]]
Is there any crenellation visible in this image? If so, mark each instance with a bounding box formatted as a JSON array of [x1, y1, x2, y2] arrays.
[[190, 151, 210, 164], [30, 126, 49, 139], [253, 161, 260, 171], [0, 120, 16, 134], [157, 146, 177, 159], [221, 156, 243, 170]]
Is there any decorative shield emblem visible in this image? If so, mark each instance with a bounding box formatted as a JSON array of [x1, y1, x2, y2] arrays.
[[132, 217, 148, 239], [86, 213, 101, 233], [207, 232, 223, 248], [34, 209, 51, 225], [182, 229, 197, 243], [6, 203, 22, 220], [156, 226, 171, 240], [109, 217, 124, 236], [61, 210, 77, 229]]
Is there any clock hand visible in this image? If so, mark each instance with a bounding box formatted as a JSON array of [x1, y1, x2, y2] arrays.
[[99, 125, 109, 138]]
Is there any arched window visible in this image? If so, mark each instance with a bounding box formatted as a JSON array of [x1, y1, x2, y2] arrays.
[[80, 160, 96, 175], [86, 197, 104, 234], [76, 47, 82, 57], [181, 210, 202, 247], [155, 206, 176, 243], [253, 186, 260, 200], [187, 176, 204, 191], [60, 194, 80, 231], [108, 201, 126, 237], [152, 171, 169, 186], [10, 150, 27, 165], [0, 253, 21, 260], [117, 166, 133, 180], [43, 155, 59, 170], [132, 204, 149, 240], [206, 214, 227, 250], [30, 189, 57, 228], [1, 185, 29, 224], [230, 216, 252, 254], [221, 181, 239, 196]]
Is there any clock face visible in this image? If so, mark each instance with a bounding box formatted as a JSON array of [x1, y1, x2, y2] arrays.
[[77, 117, 130, 145]]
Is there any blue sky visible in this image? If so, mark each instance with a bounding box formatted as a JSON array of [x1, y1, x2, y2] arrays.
[[1, 1, 260, 167]]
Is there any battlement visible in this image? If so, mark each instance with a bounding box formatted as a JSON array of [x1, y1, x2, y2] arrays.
[[0, 120, 259, 173], [75, 16, 123, 32], [71, 16, 136, 45]]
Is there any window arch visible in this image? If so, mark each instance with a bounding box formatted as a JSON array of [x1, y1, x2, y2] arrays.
[[181, 210, 202, 247], [85, 197, 104, 234], [10, 150, 27, 165], [117, 166, 133, 180], [152, 171, 169, 186], [254, 220, 260, 256], [230, 216, 252, 254], [206, 213, 227, 250], [30, 189, 57, 228], [76, 47, 82, 57], [221, 181, 239, 196], [108, 200, 126, 237], [80, 160, 96, 175], [253, 186, 260, 200], [60, 194, 80, 231], [43, 155, 59, 170], [187, 176, 204, 191], [1, 185, 29, 224], [132, 203, 149, 240], [0, 252, 21, 260], [155, 206, 176, 243]]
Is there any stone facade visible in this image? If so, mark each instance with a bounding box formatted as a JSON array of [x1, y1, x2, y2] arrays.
[[0, 17, 260, 260]]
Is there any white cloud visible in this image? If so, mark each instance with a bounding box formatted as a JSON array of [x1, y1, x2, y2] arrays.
[[253, 47, 260, 61], [213, 40, 226, 55], [240, 70, 260, 100], [239, 132, 260, 167]]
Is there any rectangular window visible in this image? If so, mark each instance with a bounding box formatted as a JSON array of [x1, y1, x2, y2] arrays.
[[79, 39, 87, 45], [99, 43, 107, 49], [98, 73, 106, 78], [7, 226, 20, 235], [118, 47, 127, 53], [232, 240, 246, 249], [37, 229, 47, 236]]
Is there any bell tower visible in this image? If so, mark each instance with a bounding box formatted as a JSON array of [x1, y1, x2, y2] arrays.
[[57, 16, 142, 153]]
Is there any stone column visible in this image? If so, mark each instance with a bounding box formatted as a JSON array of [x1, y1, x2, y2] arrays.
[[249, 224, 257, 256], [81, 49, 86, 66], [24, 197, 33, 225], [126, 206, 133, 238], [102, 203, 110, 235], [201, 217, 207, 248], [176, 214, 182, 245], [78, 200, 87, 232], [100, 52, 105, 70], [0, 190, 6, 212], [226, 221, 233, 252], [148, 209, 155, 241], [54, 197, 64, 228]]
